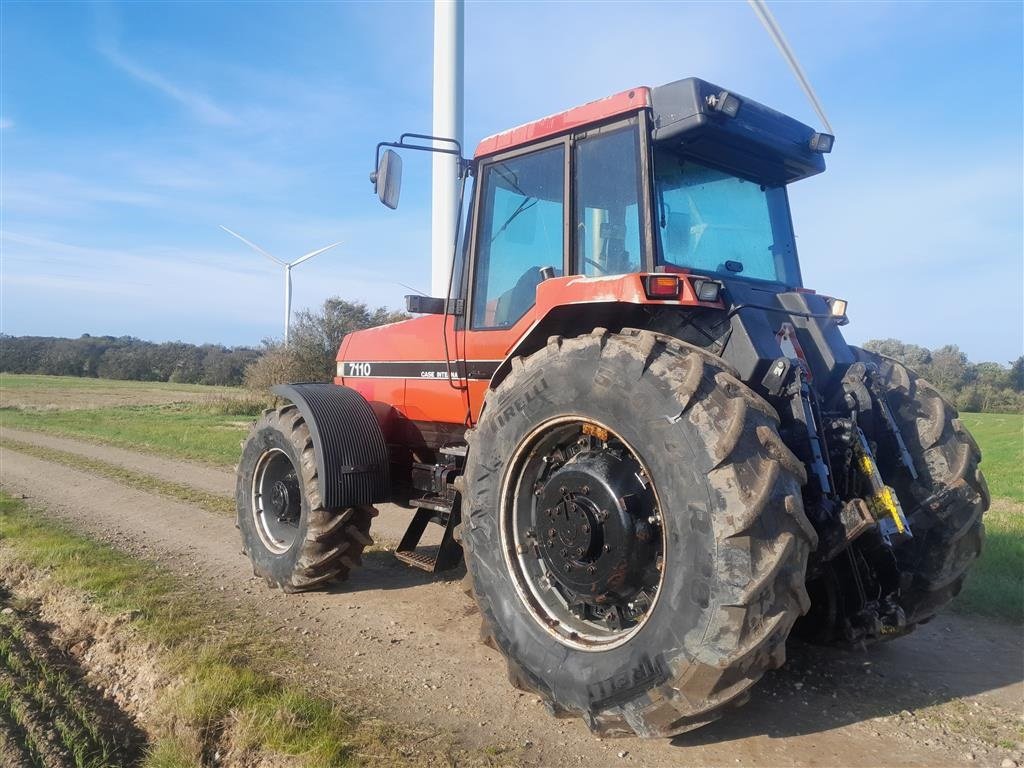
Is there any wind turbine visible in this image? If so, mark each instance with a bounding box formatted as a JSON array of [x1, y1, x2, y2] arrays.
[[220, 226, 341, 345]]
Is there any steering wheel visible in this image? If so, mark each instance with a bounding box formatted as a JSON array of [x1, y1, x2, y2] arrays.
[[584, 257, 608, 276]]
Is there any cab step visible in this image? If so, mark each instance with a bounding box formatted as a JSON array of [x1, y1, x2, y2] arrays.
[[394, 495, 462, 572]]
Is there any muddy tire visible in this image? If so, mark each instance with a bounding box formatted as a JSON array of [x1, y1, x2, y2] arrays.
[[854, 348, 988, 630], [236, 404, 376, 593], [460, 328, 816, 737]]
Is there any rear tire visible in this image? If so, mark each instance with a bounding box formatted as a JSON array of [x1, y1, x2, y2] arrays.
[[461, 329, 816, 737], [853, 348, 988, 630], [236, 404, 377, 593]]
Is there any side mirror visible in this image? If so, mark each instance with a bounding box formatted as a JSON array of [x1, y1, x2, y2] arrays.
[[371, 149, 402, 209]]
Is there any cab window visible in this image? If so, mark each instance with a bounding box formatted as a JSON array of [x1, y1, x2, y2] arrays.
[[472, 144, 565, 329], [574, 124, 643, 276], [653, 150, 800, 285]]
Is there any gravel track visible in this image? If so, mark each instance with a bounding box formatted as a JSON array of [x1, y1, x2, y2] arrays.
[[1, 434, 1021, 767]]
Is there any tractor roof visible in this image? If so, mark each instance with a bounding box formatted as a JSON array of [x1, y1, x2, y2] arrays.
[[474, 77, 827, 185], [473, 87, 651, 159]]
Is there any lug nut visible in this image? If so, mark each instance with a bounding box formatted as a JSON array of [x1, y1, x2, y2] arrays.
[[588, 565, 597, 575]]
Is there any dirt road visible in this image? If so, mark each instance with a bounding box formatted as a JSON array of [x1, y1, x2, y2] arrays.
[[1, 431, 1021, 767]]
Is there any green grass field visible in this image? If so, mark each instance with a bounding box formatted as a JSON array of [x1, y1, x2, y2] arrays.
[[1, 402, 259, 466], [959, 413, 1023, 502], [0, 373, 235, 394], [956, 500, 1023, 622]]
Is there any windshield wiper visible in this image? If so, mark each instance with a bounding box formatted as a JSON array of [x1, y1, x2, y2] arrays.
[[490, 196, 538, 244]]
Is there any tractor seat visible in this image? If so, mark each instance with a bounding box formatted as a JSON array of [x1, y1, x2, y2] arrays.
[[494, 265, 556, 327]]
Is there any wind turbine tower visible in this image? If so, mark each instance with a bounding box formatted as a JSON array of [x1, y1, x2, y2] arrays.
[[220, 226, 341, 345]]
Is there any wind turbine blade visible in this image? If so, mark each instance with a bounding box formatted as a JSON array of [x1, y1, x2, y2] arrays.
[[395, 281, 427, 296], [289, 241, 342, 267], [220, 225, 286, 266], [747, 0, 834, 135]]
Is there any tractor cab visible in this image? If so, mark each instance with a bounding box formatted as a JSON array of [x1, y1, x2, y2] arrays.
[[463, 77, 827, 301]]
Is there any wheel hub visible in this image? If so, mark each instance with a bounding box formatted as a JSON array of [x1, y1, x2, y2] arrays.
[[251, 448, 302, 554], [504, 420, 665, 649], [270, 477, 300, 522], [535, 447, 659, 605]]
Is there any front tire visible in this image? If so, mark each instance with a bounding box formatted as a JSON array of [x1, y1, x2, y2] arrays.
[[461, 329, 816, 737], [236, 404, 376, 592]]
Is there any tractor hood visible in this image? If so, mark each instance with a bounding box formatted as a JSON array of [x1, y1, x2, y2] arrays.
[[650, 78, 826, 185]]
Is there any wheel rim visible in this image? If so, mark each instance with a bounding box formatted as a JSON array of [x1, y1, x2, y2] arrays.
[[500, 417, 667, 651], [251, 448, 302, 554]]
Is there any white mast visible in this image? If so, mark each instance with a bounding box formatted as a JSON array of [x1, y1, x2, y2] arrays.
[[430, 0, 465, 298], [220, 226, 341, 345]]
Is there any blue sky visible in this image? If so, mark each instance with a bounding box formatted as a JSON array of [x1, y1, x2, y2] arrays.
[[2, 1, 1021, 362]]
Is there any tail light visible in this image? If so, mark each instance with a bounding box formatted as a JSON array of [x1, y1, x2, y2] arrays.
[[644, 274, 681, 299]]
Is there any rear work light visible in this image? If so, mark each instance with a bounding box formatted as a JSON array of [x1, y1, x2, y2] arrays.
[[644, 274, 681, 299], [706, 90, 742, 118], [809, 132, 835, 153], [829, 297, 849, 324], [692, 279, 722, 303]]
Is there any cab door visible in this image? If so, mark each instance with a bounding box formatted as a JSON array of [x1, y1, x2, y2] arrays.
[[459, 117, 650, 424], [460, 137, 570, 422]]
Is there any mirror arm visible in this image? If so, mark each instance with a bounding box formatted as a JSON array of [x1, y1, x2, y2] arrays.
[[373, 134, 470, 179]]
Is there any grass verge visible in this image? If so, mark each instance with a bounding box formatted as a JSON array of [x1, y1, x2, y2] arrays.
[[0, 438, 234, 517], [0, 492, 444, 768], [954, 499, 1024, 623]]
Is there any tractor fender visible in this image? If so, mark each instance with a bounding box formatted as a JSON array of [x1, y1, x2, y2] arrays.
[[489, 301, 651, 391], [271, 382, 390, 509]]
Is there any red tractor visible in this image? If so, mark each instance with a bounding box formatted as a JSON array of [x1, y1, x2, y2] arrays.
[[237, 78, 988, 738]]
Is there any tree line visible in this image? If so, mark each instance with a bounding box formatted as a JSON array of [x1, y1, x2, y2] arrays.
[[2, 306, 1021, 413], [0, 299, 408, 391], [0, 334, 261, 387], [862, 339, 1023, 414]]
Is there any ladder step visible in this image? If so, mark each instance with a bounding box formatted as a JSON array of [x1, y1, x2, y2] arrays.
[[394, 547, 442, 571], [393, 504, 463, 573]]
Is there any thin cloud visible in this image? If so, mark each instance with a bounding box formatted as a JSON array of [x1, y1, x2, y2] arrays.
[[93, 4, 234, 127], [0, 117, 12, 130], [98, 45, 236, 126]]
